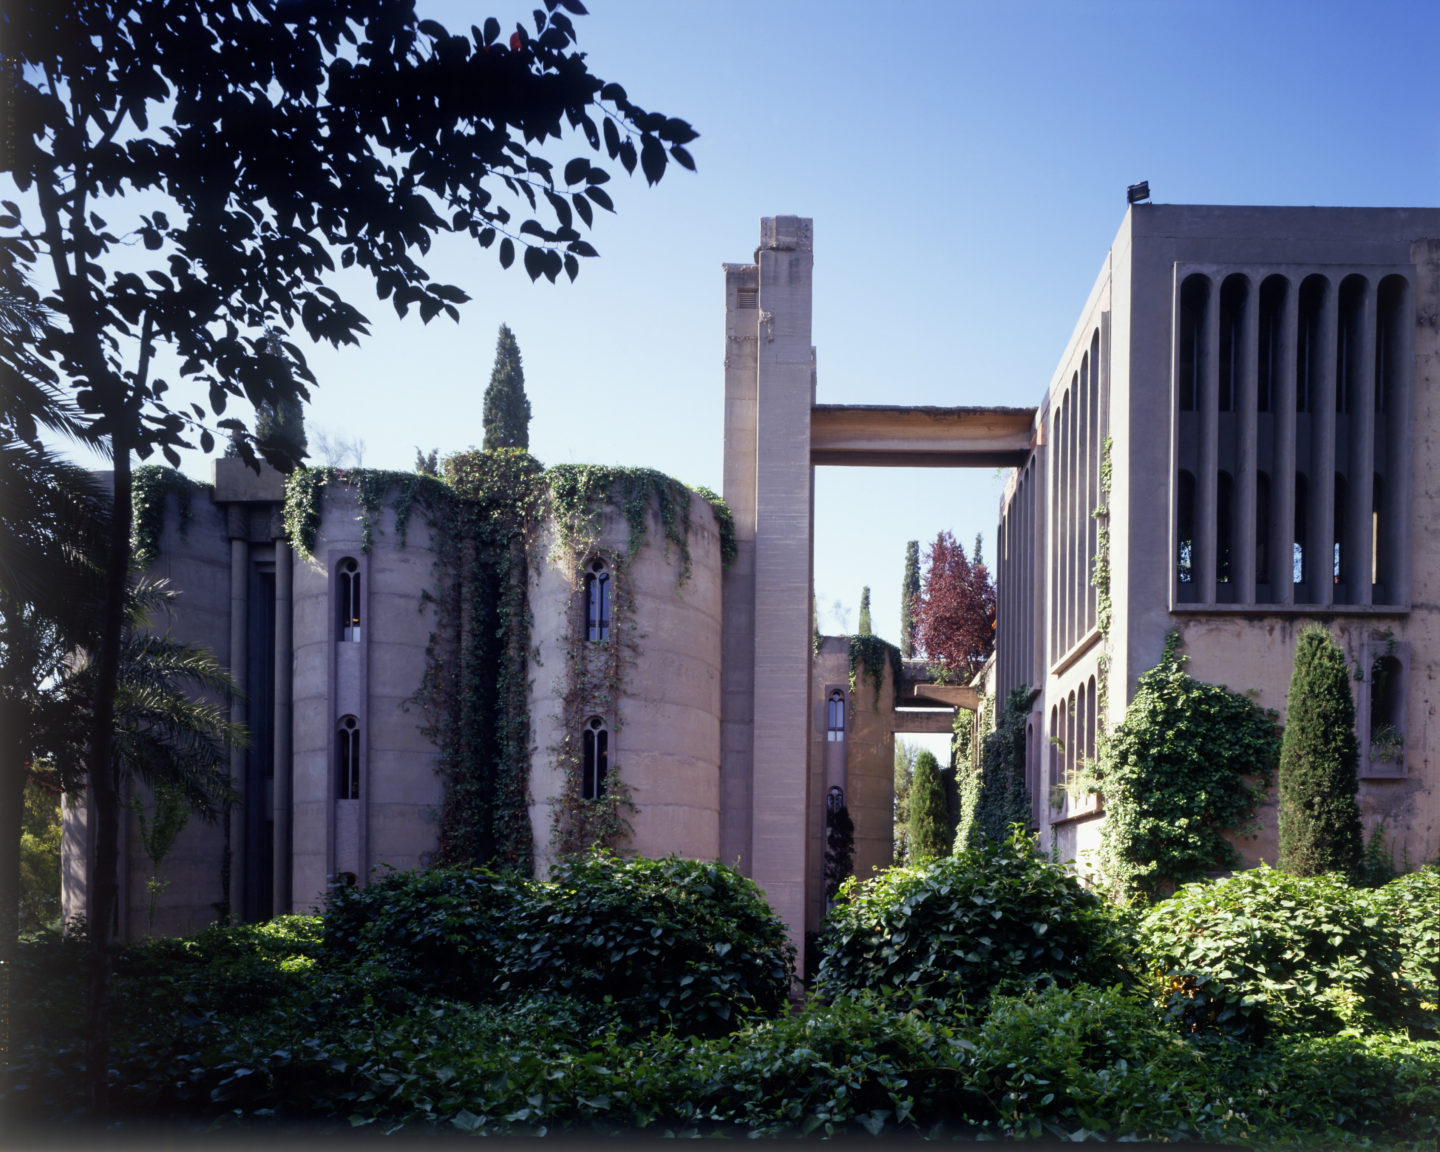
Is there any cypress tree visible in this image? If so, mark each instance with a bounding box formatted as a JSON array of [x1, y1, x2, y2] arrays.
[[482, 324, 532, 451], [900, 540, 920, 657], [1277, 625, 1363, 878], [908, 750, 952, 862], [857, 586, 872, 636]]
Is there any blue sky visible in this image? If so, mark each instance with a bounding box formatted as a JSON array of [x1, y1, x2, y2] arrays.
[[71, 0, 1440, 658]]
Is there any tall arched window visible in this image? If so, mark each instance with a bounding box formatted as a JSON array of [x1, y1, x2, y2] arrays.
[[337, 557, 361, 642], [582, 716, 609, 799], [826, 690, 846, 742], [337, 715, 360, 799], [585, 559, 611, 642]]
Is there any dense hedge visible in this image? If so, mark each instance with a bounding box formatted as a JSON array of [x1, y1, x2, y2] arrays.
[[8, 857, 1440, 1144], [1138, 865, 1416, 1040], [323, 854, 793, 1038], [813, 828, 1135, 1011]]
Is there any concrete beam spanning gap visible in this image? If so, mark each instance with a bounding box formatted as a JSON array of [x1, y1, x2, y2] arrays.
[[809, 404, 1037, 468]]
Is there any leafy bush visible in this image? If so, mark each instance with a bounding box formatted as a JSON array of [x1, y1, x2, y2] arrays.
[[321, 854, 793, 1037], [322, 866, 523, 999], [813, 828, 1135, 1012], [1139, 865, 1415, 1040], [512, 853, 794, 1038], [963, 983, 1237, 1142], [1095, 636, 1279, 900], [1366, 864, 1440, 1014]]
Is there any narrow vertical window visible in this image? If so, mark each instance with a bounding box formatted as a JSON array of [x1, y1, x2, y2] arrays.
[[1219, 276, 1246, 413], [1297, 276, 1327, 414], [1337, 276, 1366, 415], [1372, 475, 1384, 591], [1178, 275, 1208, 412], [1255, 471, 1272, 586], [338, 557, 361, 642], [1216, 470, 1234, 584], [1176, 470, 1196, 585], [1257, 276, 1286, 414], [337, 715, 360, 799], [1294, 472, 1309, 587], [1333, 474, 1347, 585], [585, 559, 611, 642], [582, 716, 609, 799], [826, 690, 846, 742]]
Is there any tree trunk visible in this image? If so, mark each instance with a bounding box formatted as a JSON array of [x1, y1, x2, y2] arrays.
[[85, 440, 131, 1117], [0, 711, 23, 1084]]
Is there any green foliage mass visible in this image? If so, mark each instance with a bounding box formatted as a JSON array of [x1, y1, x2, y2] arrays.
[[907, 750, 951, 862], [322, 854, 794, 1040], [8, 884, 1440, 1144], [1139, 865, 1417, 1041], [19, 781, 62, 933], [856, 586, 871, 635], [1095, 635, 1279, 901], [846, 633, 903, 705], [956, 687, 1032, 851], [424, 450, 547, 871], [1278, 624, 1363, 879], [482, 324, 532, 451], [130, 465, 208, 566], [814, 828, 1135, 1012], [1366, 864, 1440, 1013]]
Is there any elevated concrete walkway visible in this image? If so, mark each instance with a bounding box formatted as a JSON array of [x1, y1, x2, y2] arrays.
[[810, 405, 1036, 468]]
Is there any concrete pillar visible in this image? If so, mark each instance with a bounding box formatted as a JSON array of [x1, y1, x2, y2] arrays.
[[272, 538, 293, 914], [228, 535, 247, 920], [748, 215, 815, 961], [720, 261, 760, 872]]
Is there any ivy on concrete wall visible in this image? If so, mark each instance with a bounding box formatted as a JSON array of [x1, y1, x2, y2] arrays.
[[282, 456, 733, 872], [131, 465, 210, 566], [1093, 634, 1280, 902]]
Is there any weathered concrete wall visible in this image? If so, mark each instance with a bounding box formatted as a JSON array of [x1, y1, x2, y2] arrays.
[[292, 486, 443, 910], [528, 489, 724, 877], [66, 482, 233, 938]]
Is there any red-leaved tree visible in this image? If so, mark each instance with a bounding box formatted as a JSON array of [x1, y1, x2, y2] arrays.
[[915, 531, 995, 680]]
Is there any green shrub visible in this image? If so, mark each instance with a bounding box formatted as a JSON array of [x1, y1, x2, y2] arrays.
[[1367, 864, 1440, 1015], [1139, 865, 1415, 1040], [514, 853, 794, 1038], [321, 855, 793, 1038], [813, 827, 1135, 1012], [963, 983, 1237, 1142], [321, 866, 523, 999], [1277, 624, 1363, 878], [1095, 636, 1279, 900]]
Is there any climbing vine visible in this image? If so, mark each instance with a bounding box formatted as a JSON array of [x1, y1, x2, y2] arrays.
[[414, 450, 547, 873], [847, 634, 904, 708], [1090, 433, 1113, 731], [131, 465, 209, 566], [693, 485, 737, 570], [280, 455, 729, 872], [540, 465, 733, 858], [1092, 633, 1281, 902], [955, 685, 1035, 851], [282, 466, 447, 557]]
